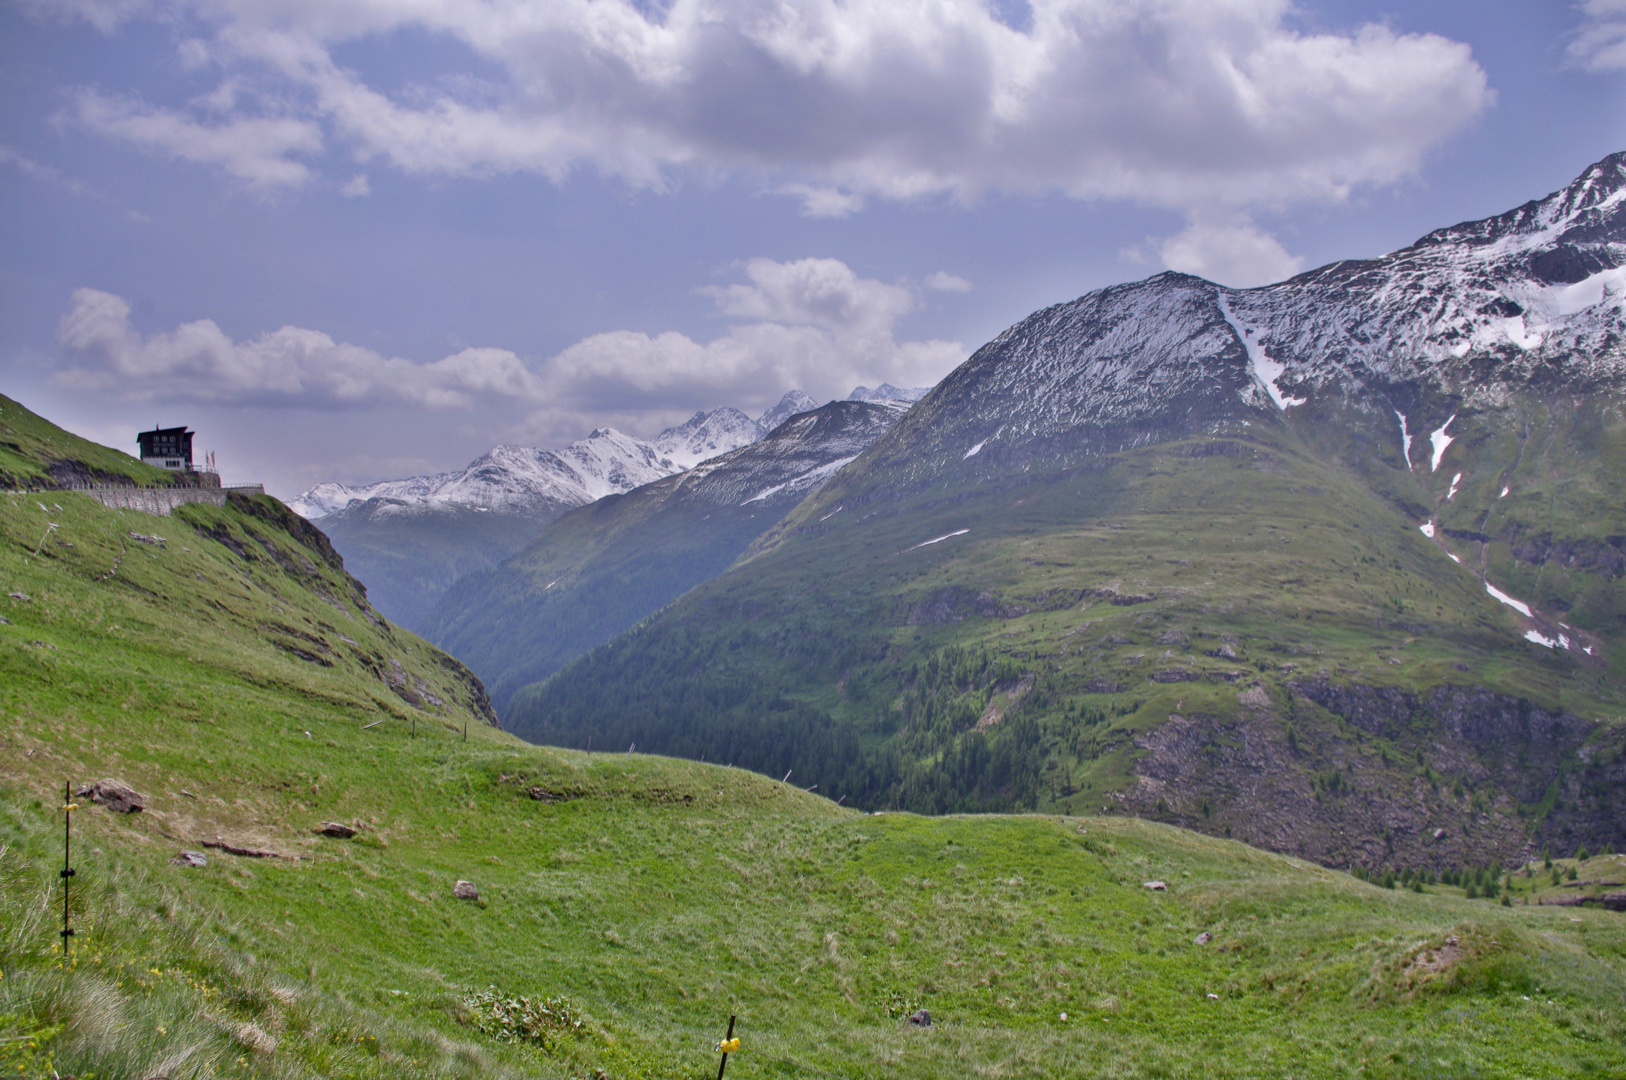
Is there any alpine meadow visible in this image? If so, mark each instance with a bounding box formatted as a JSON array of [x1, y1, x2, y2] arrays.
[[4, 143, 1626, 1080]]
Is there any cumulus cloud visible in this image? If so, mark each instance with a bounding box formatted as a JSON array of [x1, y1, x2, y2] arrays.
[[55, 288, 544, 407], [1570, 0, 1626, 71], [1160, 217, 1305, 288], [53, 258, 964, 424], [46, 0, 1490, 270]]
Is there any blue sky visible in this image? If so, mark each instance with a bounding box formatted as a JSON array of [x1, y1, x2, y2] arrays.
[[3, 0, 1624, 497]]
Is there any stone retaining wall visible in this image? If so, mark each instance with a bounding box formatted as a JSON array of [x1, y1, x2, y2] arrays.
[[75, 484, 265, 516]]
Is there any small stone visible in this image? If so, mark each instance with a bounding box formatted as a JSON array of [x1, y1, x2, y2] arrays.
[[75, 779, 145, 813], [1143, 880, 1168, 891], [453, 880, 480, 900], [905, 1009, 931, 1027], [1432, 828, 1447, 839], [172, 850, 207, 867], [1206, 993, 1219, 1000], [1194, 932, 1212, 945], [7, 592, 30, 602], [314, 821, 356, 838]]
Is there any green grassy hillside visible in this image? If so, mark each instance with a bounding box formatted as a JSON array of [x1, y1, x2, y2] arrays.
[[4, 401, 1626, 1079], [510, 400, 1626, 870], [0, 394, 177, 490]]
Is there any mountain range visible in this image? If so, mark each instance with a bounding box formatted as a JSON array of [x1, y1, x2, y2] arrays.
[[425, 397, 911, 711], [502, 152, 1626, 872], [293, 387, 916, 630]]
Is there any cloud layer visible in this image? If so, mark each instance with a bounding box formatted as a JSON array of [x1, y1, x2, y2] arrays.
[[1570, 0, 1626, 71], [53, 0, 1492, 282], [54, 258, 965, 433]]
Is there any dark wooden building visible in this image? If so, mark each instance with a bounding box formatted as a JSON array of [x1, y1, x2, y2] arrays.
[[137, 426, 194, 471]]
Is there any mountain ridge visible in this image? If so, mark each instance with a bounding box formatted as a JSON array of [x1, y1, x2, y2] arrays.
[[506, 151, 1626, 870], [424, 398, 910, 712]]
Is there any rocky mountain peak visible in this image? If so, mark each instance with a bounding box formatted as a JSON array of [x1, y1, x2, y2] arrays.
[[758, 390, 820, 433]]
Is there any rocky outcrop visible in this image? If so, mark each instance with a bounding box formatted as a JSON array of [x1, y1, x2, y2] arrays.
[[1119, 681, 1623, 871]]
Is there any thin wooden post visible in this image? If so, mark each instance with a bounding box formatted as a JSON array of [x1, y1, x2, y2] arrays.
[[61, 781, 76, 954], [716, 1014, 737, 1080]]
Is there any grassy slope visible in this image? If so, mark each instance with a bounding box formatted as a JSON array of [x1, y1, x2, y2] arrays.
[[2, 406, 1624, 1079], [509, 404, 1626, 861], [0, 394, 176, 489]]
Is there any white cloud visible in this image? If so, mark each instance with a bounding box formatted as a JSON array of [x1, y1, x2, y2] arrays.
[[1159, 217, 1305, 288], [340, 173, 371, 197], [53, 258, 964, 425], [71, 89, 322, 189], [925, 271, 973, 293], [777, 183, 867, 218], [46, 0, 1489, 263], [552, 257, 962, 410], [1570, 0, 1626, 71], [55, 288, 546, 408]]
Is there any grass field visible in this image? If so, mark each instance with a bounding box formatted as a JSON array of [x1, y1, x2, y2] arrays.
[[3, 398, 1625, 1079]]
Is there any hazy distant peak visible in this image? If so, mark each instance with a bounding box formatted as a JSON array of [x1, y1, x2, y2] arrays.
[[757, 390, 820, 433]]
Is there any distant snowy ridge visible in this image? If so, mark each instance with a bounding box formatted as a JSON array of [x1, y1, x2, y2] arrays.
[[289, 428, 675, 521], [291, 387, 930, 520]]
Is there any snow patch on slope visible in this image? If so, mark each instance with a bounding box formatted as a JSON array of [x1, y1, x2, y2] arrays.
[[1217, 295, 1304, 410], [1485, 582, 1533, 618], [1395, 411, 1414, 471], [1429, 415, 1456, 472], [742, 455, 858, 504], [905, 529, 969, 552]]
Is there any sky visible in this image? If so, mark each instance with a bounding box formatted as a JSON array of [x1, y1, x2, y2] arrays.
[[3, 0, 1625, 499]]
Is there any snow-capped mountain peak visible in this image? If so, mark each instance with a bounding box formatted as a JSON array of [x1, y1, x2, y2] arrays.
[[757, 390, 820, 433], [652, 407, 764, 470], [291, 429, 674, 522], [290, 385, 935, 522], [836, 152, 1626, 490]]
